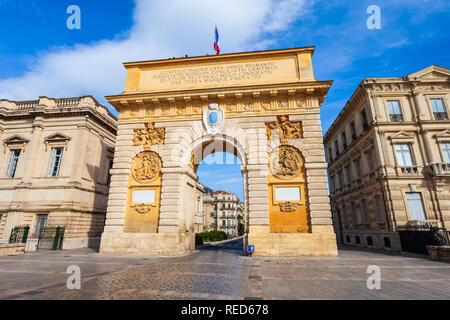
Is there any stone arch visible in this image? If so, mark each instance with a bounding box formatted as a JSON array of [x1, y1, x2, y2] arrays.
[[183, 133, 248, 171]]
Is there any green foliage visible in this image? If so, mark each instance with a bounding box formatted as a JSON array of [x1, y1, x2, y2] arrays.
[[197, 231, 228, 243]]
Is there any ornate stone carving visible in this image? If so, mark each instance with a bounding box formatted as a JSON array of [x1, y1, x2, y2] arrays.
[[279, 202, 298, 212], [131, 151, 162, 183], [133, 123, 165, 149], [266, 116, 303, 143], [135, 204, 152, 214], [270, 145, 303, 177]]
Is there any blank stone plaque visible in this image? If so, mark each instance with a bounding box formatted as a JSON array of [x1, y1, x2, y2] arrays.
[[275, 187, 301, 201], [133, 189, 156, 204]]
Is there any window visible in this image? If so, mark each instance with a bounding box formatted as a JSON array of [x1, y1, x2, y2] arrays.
[[345, 165, 352, 185], [330, 176, 336, 192], [350, 122, 356, 140], [343, 204, 348, 225], [328, 148, 333, 162], [106, 159, 114, 186], [34, 214, 48, 235], [368, 149, 376, 171], [375, 195, 385, 222], [361, 110, 369, 130], [367, 237, 373, 246], [384, 237, 391, 248], [355, 158, 363, 178], [361, 199, 369, 223], [342, 132, 347, 149], [335, 140, 339, 156], [338, 171, 344, 188], [6, 149, 21, 178], [227, 220, 231, 227], [441, 143, 450, 163], [351, 202, 359, 224], [48, 147, 63, 177], [355, 236, 361, 244], [430, 98, 448, 120], [346, 235, 351, 243], [406, 192, 426, 221], [395, 144, 414, 167], [222, 220, 226, 227], [387, 100, 404, 122]]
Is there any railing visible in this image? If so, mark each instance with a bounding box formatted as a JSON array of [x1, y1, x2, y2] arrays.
[[37, 226, 65, 251], [9, 226, 30, 244], [399, 166, 418, 175], [434, 112, 449, 121], [398, 222, 449, 255], [16, 101, 38, 110], [390, 114, 404, 122], [426, 163, 450, 176], [55, 98, 81, 108]]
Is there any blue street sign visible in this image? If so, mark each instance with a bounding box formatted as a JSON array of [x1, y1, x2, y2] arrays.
[[247, 245, 255, 253]]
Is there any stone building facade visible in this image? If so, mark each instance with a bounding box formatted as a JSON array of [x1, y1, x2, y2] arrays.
[[213, 190, 243, 237], [324, 65, 450, 251], [100, 47, 338, 257], [0, 96, 117, 249]]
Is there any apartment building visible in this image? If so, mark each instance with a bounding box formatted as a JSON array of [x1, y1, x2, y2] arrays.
[[213, 190, 244, 237], [0, 96, 117, 249], [324, 65, 450, 250]]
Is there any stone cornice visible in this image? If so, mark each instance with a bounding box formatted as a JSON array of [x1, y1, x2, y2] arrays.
[[107, 80, 333, 113]]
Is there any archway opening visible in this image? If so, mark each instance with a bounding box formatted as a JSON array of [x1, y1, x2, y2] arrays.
[[194, 150, 246, 250]]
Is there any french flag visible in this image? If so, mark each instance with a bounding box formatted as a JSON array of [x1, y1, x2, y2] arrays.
[[214, 26, 221, 55]]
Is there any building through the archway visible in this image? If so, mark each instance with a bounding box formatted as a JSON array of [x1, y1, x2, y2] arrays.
[[100, 47, 338, 256]]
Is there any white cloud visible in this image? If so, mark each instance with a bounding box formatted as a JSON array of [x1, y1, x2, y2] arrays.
[[0, 0, 310, 109]]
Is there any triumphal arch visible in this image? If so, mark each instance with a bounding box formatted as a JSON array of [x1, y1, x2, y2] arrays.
[[100, 47, 338, 256]]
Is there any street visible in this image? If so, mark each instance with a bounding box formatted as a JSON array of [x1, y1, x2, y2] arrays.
[[0, 239, 449, 300]]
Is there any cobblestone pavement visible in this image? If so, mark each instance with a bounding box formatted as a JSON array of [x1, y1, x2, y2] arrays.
[[1, 239, 449, 300]]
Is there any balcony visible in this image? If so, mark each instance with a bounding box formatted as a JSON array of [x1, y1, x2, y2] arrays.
[[390, 114, 404, 122], [434, 112, 449, 121], [399, 166, 418, 175], [425, 163, 450, 176]]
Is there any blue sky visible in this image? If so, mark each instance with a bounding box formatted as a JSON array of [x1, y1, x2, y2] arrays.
[[1, 0, 449, 200]]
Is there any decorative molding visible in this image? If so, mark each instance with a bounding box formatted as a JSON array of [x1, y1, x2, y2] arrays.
[[133, 123, 165, 150], [3, 135, 30, 153], [44, 133, 71, 151], [279, 202, 298, 212], [131, 151, 162, 183], [266, 116, 303, 143], [269, 145, 303, 177], [134, 204, 152, 214]]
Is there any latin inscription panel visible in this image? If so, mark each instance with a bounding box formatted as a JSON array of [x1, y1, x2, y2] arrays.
[[138, 57, 298, 92]]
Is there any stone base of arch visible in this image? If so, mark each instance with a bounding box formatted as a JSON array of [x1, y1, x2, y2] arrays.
[[100, 232, 193, 256], [247, 226, 338, 257]]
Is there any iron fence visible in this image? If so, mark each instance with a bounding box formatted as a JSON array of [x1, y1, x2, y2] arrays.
[[37, 226, 65, 251], [398, 224, 449, 255], [9, 226, 30, 244]]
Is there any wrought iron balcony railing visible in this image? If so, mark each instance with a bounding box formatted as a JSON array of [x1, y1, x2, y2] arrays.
[[390, 113, 404, 122], [434, 112, 449, 121]]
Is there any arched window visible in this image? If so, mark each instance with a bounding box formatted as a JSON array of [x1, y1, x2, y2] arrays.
[[346, 235, 351, 243], [384, 237, 391, 248], [355, 236, 361, 244], [367, 236, 373, 246]]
